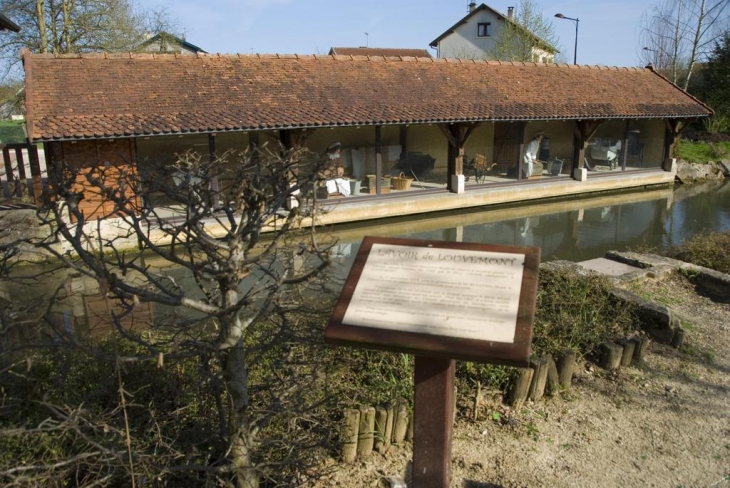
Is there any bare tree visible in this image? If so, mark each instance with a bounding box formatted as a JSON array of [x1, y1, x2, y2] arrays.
[[488, 0, 559, 63], [640, 0, 730, 89], [0, 144, 338, 487], [0, 0, 179, 78]]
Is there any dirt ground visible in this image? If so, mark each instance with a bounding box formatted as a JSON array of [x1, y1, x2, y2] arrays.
[[315, 272, 730, 488]]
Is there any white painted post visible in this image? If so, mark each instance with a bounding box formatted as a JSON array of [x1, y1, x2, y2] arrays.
[[450, 174, 465, 194], [572, 167, 587, 182]]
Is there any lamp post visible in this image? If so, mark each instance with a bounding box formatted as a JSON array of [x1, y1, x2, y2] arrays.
[[642, 46, 658, 66], [555, 13, 579, 65]]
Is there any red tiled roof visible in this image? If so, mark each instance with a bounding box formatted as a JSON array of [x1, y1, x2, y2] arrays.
[[329, 47, 432, 58], [23, 51, 712, 142]]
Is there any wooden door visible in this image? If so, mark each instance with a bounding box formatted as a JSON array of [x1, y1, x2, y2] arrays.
[[493, 123, 520, 172]]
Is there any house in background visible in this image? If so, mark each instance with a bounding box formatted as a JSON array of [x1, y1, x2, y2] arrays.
[[138, 32, 206, 55], [328, 47, 431, 58], [0, 13, 20, 32], [430, 2, 556, 62]]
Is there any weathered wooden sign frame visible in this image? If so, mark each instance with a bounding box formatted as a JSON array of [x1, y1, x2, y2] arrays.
[[325, 236, 541, 368]]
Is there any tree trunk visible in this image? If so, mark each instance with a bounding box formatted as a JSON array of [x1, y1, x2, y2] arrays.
[[221, 287, 258, 488], [683, 0, 707, 90], [35, 0, 48, 53], [61, 0, 71, 52], [223, 340, 258, 488], [672, 0, 682, 85], [49, 0, 59, 53]]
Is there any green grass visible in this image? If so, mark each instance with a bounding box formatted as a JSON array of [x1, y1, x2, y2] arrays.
[[675, 139, 730, 163], [0, 119, 26, 144]]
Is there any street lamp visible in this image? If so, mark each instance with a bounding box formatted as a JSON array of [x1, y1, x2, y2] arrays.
[[642, 46, 658, 66], [555, 13, 579, 65]]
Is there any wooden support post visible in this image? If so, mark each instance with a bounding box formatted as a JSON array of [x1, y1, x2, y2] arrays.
[[517, 122, 525, 181], [573, 120, 603, 178], [207, 133, 220, 210], [342, 408, 360, 463], [622, 120, 630, 172], [375, 125, 382, 195], [279, 128, 312, 208], [392, 398, 409, 444], [374, 406, 389, 453], [671, 328, 685, 348], [663, 119, 687, 170], [557, 349, 576, 390], [384, 403, 395, 449], [546, 355, 560, 395], [599, 342, 623, 370], [528, 356, 549, 401], [618, 338, 636, 367], [28, 145, 43, 205], [438, 123, 479, 192], [508, 367, 534, 408], [473, 381, 482, 420], [2, 146, 14, 198], [249, 131, 260, 163], [632, 336, 650, 364], [357, 406, 376, 458], [406, 411, 414, 442], [413, 356, 455, 488], [399, 125, 408, 161], [14, 148, 26, 197]]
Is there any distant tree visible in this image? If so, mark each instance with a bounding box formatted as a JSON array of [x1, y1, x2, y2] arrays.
[[640, 0, 730, 89], [488, 0, 559, 63], [695, 30, 730, 131], [0, 0, 178, 78], [0, 79, 24, 116]]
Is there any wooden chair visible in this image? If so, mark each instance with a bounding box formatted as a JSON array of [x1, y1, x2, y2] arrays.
[[473, 153, 490, 183]]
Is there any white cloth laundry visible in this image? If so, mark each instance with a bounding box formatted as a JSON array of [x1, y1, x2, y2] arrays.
[[325, 178, 351, 197]]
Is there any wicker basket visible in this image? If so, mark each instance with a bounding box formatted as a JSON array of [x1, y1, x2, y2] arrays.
[[391, 172, 413, 191]]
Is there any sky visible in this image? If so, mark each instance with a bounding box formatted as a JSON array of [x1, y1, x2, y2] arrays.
[[144, 0, 658, 67]]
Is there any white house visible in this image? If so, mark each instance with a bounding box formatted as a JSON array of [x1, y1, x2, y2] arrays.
[[430, 3, 557, 63]]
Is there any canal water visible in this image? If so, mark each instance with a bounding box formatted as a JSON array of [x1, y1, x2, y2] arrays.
[[1, 180, 728, 343], [326, 179, 730, 267]]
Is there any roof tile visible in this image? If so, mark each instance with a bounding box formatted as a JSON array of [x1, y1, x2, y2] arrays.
[[23, 52, 712, 141]]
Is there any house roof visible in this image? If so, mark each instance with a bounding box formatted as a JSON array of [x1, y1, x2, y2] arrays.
[[0, 13, 20, 32], [138, 32, 206, 54], [429, 3, 557, 54], [22, 51, 712, 142], [329, 47, 432, 58]]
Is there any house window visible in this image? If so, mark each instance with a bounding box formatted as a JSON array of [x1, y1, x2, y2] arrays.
[[477, 23, 491, 37]]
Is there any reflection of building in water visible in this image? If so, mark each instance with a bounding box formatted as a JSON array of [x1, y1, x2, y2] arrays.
[[517, 216, 539, 245]]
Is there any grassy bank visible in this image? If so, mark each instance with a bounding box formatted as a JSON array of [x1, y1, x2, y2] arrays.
[[676, 139, 730, 164], [665, 231, 730, 274]]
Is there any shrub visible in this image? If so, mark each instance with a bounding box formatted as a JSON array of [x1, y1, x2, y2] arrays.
[[532, 265, 636, 358], [0, 338, 220, 487], [665, 231, 730, 274]]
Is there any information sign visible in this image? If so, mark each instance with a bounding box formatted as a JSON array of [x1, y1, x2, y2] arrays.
[[326, 237, 541, 367]]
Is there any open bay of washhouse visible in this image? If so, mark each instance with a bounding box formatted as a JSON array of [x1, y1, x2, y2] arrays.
[[14, 51, 711, 246]]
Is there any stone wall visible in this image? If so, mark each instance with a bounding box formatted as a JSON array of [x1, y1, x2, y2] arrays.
[[675, 159, 730, 183]]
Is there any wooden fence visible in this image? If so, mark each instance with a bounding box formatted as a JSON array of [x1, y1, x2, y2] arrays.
[[1, 144, 45, 205], [340, 335, 656, 463]]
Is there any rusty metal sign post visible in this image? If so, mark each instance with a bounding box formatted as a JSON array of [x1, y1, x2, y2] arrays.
[[326, 237, 541, 487]]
